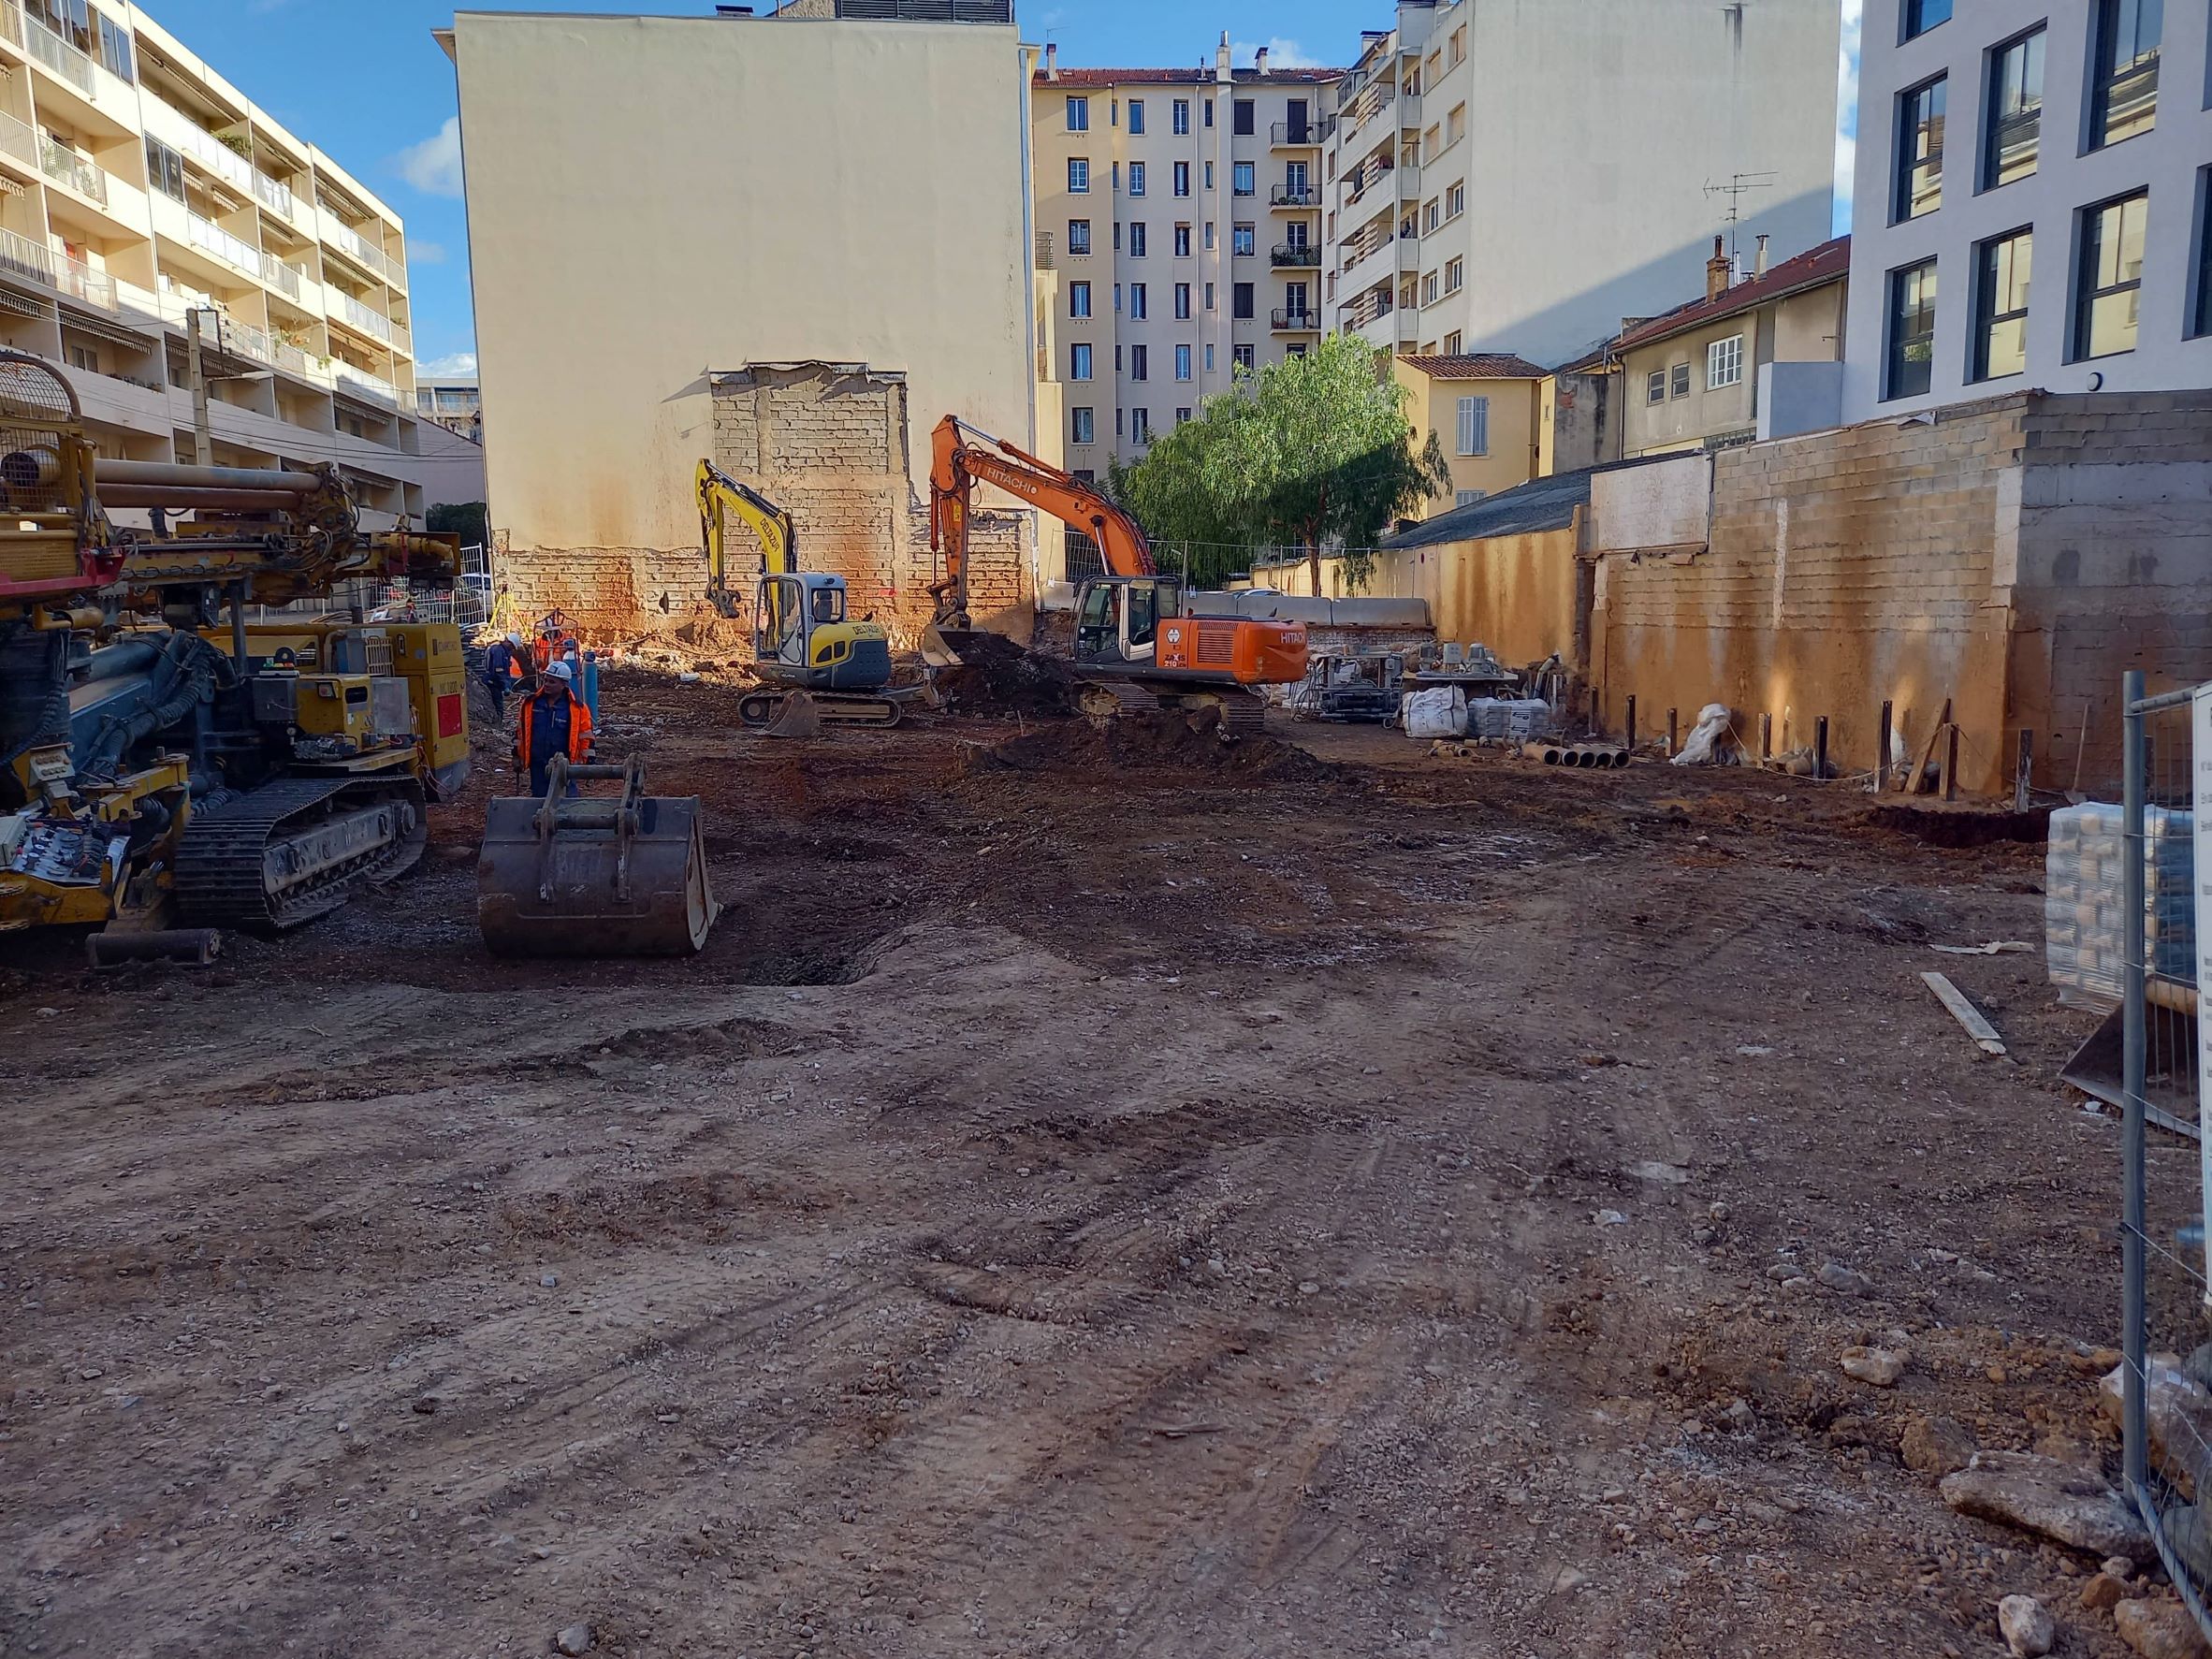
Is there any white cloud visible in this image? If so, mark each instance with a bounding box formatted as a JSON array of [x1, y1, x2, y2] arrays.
[[411, 240, 447, 265], [394, 116, 463, 198], [1834, 0, 1860, 233], [423, 352, 477, 376], [1233, 37, 1319, 69]]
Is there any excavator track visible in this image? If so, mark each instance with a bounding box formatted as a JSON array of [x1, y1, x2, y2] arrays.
[[174, 774, 427, 932]]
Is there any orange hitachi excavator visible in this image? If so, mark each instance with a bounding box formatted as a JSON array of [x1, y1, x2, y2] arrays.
[[925, 415, 1306, 729]]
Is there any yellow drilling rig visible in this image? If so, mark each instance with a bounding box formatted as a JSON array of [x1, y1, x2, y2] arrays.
[[0, 353, 468, 960]]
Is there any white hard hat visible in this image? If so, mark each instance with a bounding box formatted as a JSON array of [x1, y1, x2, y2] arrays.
[[506, 632, 524, 648], [546, 660, 575, 684]]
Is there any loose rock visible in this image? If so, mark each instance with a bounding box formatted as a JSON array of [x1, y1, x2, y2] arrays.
[[1817, 1260, 1873, 1296], [1841, 1345, 1906, 1387], [1998, 1594, 2055, 1657], [553, 1624, 594, 1656], [2115, 1598, 2212, 1659], [1900, 1415, 1978, 1478], [1940, 1452, 2154, 1562], [2081, 1574, 2129, 1612]]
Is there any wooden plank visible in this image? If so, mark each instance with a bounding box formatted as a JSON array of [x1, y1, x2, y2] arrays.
[[1922, 970, 2007, 1057]]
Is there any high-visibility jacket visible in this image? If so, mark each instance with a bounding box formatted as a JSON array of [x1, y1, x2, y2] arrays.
[[514, 688, 594, 770]]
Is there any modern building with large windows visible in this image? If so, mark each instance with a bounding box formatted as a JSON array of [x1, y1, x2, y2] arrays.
[[0, 1, 457, 524], [1843, 0, 2212, 419]]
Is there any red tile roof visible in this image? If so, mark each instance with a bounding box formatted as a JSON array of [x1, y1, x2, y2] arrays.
[[1614, 235, 1851, 355], [1396, 353, 1550, 382], [1035, 67, 1345, 86]]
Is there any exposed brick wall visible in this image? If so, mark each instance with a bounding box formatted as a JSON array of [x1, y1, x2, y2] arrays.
[[499, 359, 1031, 646]]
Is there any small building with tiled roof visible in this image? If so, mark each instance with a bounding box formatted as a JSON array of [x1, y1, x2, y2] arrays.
[[1390, 353, 1551, 519], [1621, 234, 1851, 458]]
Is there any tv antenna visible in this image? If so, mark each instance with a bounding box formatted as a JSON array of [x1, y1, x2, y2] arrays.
[[1705, 171, 1776, 257]]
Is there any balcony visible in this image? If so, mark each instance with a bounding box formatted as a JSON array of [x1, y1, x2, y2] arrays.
[[0, 225, 51, 288], [1271, 243, 1319, 269], [1034, 229, 1055, 270], [269, 259, 303, 301], [331, 357, 399, 408], [0, 109, 36, 172], [320, 207, 402, 286], [39, 136, 106, 206], [1269, 185, 1320, 210], [253, 168, 298, 222], [186, 307, 275, 368], [1270, 308, 1320, 333], [24, 13, 94, 98], [184, 211, 264, 279], [1396, 163, 1421, 197], [54, 248, 114, 311], [333, 291, 394, 346], [0, 4, 21, 51], [1270, 116, 1333, 148]]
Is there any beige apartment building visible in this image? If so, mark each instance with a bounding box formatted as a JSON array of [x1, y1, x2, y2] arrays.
[[1390, 352, 1545, 513], [445, 3, 1034, 631], [1327, 0, 1841, 368], [0, 0, 452, 526], [1031, 39, 1344, 476]]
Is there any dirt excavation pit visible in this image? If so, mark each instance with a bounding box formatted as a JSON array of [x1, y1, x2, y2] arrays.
[[0, 669, 2175, 1659]]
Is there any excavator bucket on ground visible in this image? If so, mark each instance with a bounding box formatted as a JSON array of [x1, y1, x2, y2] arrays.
[[477, 756, 720, 957]]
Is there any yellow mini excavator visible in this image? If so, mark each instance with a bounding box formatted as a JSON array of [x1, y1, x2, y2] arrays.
[[696, 458, 911, 728], [0, 353, 467, 957]]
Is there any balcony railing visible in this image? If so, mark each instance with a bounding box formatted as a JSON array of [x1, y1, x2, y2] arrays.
[[1269, 185, 1319, 209], [25, 14, 95, 97], [335, 291, 394, 345], [1271, 243, 1319, 269], [319, 209, 400, 285], [331, 357, 399, 407], [1396, 163, 1421, 196], [155, 101, 254, 193], [0, 225, 51, 286], [1034, 229, 1054, 270], [1270, 117, 1333, 147], [1271, 308, 1319, 332], [0, 109, 35, 169], [39, 136, 106, 205], [253, 168, 297, 220], [185, 211, 264, 278], [269, 260, 302, 300], [187, 307, 274, 367], [0, 4, 22, 51], [54, 247, 113, 310]]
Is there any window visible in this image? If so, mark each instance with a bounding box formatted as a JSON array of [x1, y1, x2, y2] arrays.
[[1707, 334, 1743, 389], [1174, 223, 1191, 257], [1073, 469, 1096, 485], [1646, 370, 1667, 405], [1885, 258, 1938, 399], [2197, 168, 2212, 338], [1284, 280, 1309, 320], [1174, 282, 1191, 319], [1233, 343, 1255, 372], [1455, 396, 1489, 457], [1130, 283, 1147, 319], [1423, 197, 1441, 234], [1455, 489, 1485, 508], [1894, 76, 1945, 221], [1173, 99, 1190, 136], [2089, 0, 2161, 149], [1233, 162, 1255, 197], [1113, 283, 1122, 312], [1111, 162, 1121, 194], [1204, 282, 1215, 311], [1232, 283, 1255, 320], [1449, 24, 1465, 65], [1069, 281, 1092, 318], [66, 342, 97, 373], [1113, 222, 1122, 252], [1175, 343, 1192, 381], [1447, 103, 1466, 146], [1067, 95, 1089, 132], [1902, 0, 1950, 39], [1204, 161, 1215, 190], [1071, 406, 1095, 445], [1131, 408, 1152, 444], [2074, 190, 2147, 359], [1670, 362, 1691, 399], [1233, 99, 1255, 137], [95, 10, 132, 80], [1128, 162, 1146, 197], [1131, 344, 1149, 381], [1204, 97, 1215, 129], [1447, 181, 1464, 220], [1443, 330, 1462, 354], [1422, 269, 1439, 305], [1173, 161, 1190, 198], [1203, 222, 1215, 251], [1972, 228, 2031, 381], [1982, 28, 2044, 190], [1070, 342, 1094, 381], [1129, 222, 1147, 258], [1068, 219, 1092, 255], [1285, 160, 1309, 197], [1285, 220, 1311, 254], [1068, 157, 1090, 195], [1176, 407, 1192, 426], [1128, 98, 1145, 135], [1204, 343, 1215, 371], [1114, 345, 1122, 371], [144, 135, 183, 202], [1445, 257, 1463, 294], [1233, 224, 1256, 257]]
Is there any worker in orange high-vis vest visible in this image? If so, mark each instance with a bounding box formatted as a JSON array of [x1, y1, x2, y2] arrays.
[[514, 660, 595, 797]]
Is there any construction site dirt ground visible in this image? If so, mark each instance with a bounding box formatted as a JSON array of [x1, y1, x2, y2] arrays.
[[0, 668, 2180, 1659]]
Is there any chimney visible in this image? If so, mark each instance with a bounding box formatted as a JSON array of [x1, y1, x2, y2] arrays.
[[1706, 236, 1729, 302], [1255, 45, 1269, 75], [1754, 234, 1769, 279], [1217, 31, 1232, 84], [1044, 41, 1057, 79]]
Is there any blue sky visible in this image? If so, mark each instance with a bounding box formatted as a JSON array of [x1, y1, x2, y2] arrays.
[[153, 0, 1857, 374]]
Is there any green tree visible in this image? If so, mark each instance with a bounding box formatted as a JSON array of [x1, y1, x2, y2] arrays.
[[427, 501, 490, 548], [1113, 335, 1448, 595]]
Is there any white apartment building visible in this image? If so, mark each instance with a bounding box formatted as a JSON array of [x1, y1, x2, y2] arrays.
[[415, 370, 480, 443], [1843, 0, 2212, 420], [1326, 0, 1842, 368], [0, 0, 458, 527], [1031, 39, 1344, 474]]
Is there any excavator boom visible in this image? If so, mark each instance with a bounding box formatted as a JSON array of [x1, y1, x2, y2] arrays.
[[697, 458, 796, 618]]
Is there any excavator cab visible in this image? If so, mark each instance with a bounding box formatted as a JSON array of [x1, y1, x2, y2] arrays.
[[754, 571, 891, 692], [1072, 576, 1185, 667]]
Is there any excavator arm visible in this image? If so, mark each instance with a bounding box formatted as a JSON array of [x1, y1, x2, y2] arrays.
[[696, 458, 796, 620], [927, 415, 1152, 628]]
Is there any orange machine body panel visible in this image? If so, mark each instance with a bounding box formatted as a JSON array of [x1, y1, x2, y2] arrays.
[[1157, 614, 1308, 686]]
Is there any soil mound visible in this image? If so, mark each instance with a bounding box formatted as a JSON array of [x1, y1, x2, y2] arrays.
[[973, 710, 1338, 784], [935, 633, 1076, 717]]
